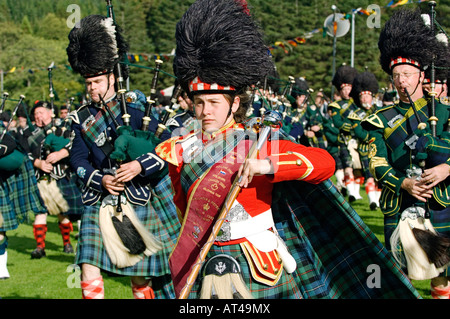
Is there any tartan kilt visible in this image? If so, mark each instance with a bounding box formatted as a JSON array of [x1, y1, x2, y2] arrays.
[[75, 175, 181, 298], [186, 179, 420, 299], [56, 174, 84, 218], [274, 179, 420, 299], [0, 157, 47, 232]]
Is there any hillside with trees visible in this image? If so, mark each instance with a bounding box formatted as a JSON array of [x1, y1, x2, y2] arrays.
[[0, 0, 448, 111]]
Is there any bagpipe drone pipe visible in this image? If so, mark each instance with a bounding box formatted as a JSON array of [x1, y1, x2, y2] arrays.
[[90, 0, 166, 268], [0, 94, 26, 172]]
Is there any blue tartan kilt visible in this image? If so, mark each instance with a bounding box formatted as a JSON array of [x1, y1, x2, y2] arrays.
[[56, 174, 84, 218], [0, 158, 47, 232], [75, 175, 181, 299], [188, 179, 421, 299]]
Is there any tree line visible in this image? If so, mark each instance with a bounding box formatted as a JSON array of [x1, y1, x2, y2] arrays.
[[0, 0, 448, 113]]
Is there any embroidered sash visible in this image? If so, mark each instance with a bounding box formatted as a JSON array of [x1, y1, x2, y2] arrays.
[[170, 129, 252, 297]]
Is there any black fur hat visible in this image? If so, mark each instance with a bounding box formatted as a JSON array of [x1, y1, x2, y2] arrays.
[[30, 100, 52, 116], [350, 71, 379, 107], [378, 8, 437, 75], [173, 0, 273, 95], [291, 77, 309, 98], [332, 65, 358, 90], [66, 14, 129, 79]]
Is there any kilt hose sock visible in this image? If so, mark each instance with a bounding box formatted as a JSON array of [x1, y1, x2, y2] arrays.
[[131, 281, 155, 299], [58, 221, 73, 246], [81, 276, 105, 299], [33, 224, 47, 249], [431, 284, 450, 299]]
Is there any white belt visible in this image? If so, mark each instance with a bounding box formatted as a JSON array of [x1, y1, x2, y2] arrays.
[[217, 202, 297, 274]]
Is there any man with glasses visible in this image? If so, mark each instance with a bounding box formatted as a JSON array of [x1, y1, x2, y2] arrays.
[[362, 8, 450, 298]]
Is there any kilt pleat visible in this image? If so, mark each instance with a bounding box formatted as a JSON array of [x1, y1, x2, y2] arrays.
[[0, 158, 47, 232], [75, 175, 181, 298], [186, 179, 420, 299]]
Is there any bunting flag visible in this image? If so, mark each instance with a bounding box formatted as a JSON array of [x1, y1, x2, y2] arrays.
[[269, 0, 429, 54]]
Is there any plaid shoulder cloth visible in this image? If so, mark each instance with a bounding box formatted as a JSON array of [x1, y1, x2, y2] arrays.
[[271, 178, 421, 298]]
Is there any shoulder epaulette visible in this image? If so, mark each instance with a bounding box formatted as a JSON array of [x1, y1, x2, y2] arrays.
[[70, 103, 90, 125], [328, 101, 341, 110], [361, 113, 384, 129], [347, 111, 362, 121]]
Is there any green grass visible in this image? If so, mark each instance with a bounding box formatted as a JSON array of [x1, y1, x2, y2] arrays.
[[1, 217, 133, 299], [1, 188, 432, 299]]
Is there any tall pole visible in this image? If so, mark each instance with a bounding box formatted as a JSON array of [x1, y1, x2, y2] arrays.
[[331, 5, 337, 98], [351, 9, 359, 68]]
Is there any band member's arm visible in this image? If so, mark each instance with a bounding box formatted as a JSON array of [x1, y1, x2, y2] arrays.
[[367, 129, 406, 195], [70, 122, 104, 193], [264, 139, 335, 184], [328, 102, 352, 133]]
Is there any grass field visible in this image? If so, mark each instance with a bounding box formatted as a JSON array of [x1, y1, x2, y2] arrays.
[[0, 189, 432, 299]]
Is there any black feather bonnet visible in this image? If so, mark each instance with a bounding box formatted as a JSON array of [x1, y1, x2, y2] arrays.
[[66, 15, 129, 79], [173, 0, 273, 96], [350, 71, 379, 107], [378, 8, 440, 75], [332, 65, 358, 90]]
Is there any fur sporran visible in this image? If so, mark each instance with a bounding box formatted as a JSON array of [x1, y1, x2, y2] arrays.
[[99, 196, 162, 268], [390, 206, 449, 280], [37, 179, 69, 215]]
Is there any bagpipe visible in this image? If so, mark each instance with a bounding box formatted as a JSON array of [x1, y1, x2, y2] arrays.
[[0, 94, 26, 171], [154, 83, 183, 138], [96, 0, 165, 268], [109, 58, 165, 163], [41, 63, 73, 158], [389, 2, 450, 281]]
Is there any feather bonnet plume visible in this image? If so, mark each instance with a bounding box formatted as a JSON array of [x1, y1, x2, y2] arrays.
[[173, 0, 273, 95]]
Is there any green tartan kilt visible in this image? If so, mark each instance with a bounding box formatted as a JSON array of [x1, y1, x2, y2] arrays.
[[0, 158, 47, 232], [186, 179, 420, 299], [75, 175, 181, 299]]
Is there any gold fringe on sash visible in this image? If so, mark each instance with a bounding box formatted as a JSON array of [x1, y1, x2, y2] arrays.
[[99, 199, 162, 268], [37, 179, 69, 216]]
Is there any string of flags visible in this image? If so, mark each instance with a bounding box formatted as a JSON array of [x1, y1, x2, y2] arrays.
[[269, 0, 430, 54], [0, 0, 433, 74]]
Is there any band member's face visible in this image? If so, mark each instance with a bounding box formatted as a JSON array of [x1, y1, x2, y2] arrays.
[[193, 93, 239, 133], [391, 64, 424, 101], [178, 94, 193, 111], [340, 85, 352, 100], [296, 95, 306, 109], [359, 92, 373, 109], [85, 73, 115, 103], [18, 117, 27, 128], [34, 107, 53, 127], [59, 109, 69, 118]]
